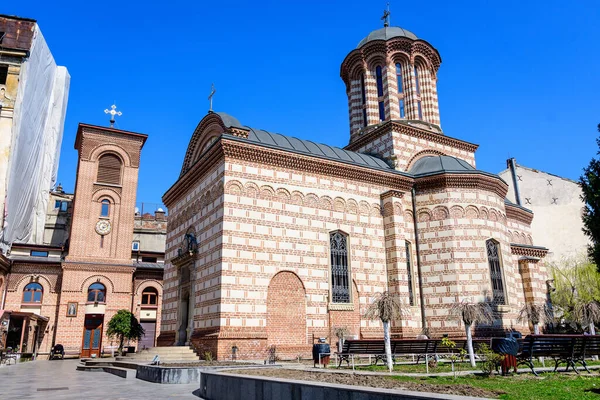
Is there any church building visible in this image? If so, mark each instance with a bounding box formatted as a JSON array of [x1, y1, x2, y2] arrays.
[[158, 21, 550, 360]]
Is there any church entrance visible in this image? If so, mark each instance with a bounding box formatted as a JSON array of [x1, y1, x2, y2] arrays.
[[80, 314, 103, 358], [177, 291, 189, 345]]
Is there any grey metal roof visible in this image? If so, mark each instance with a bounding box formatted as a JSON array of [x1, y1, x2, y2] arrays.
[[409, 155, 475, 176], [214, 112, 243, 129], [134, 262, 165, 270], [357, 26, 418, 48], [244, 128, 393, 171], [504, 198, 533, 214]]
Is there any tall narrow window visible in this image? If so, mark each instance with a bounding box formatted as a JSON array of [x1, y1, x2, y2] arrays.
[[414, 66, 420, 95], [417, 101, 423, 120], [375, 66, 385, 121], [330, 231, 350, 303], [399, 99, 405, 118], [395, 63, 403, 93], [486, 240, 506, 305], [406, 241, 415, 306], [100, 199, 110, 217], [360, 73, 367, 127], [97, 154, 122, 185]]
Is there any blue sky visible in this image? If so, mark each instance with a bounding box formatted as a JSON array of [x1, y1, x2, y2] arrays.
[[6, 0, 600, 209]]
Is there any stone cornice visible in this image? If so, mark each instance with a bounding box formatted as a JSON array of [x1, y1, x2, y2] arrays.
[[221, 138, 414, 192], [414, 172, 508, 198], [345, 120, 479, 154], [62, 261, 135, 273], [505, 203, 534, 225], [170, 251, 195, 267], [381, 190, 405, 200], [511, 244, 548, 259]]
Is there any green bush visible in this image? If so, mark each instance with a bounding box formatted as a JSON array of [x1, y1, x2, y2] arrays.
[[478, 343, 503, 376]]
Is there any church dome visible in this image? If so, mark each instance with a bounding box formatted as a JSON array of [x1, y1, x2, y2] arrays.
[[409, 155, 475, 176], [357, 26, 418, 48]]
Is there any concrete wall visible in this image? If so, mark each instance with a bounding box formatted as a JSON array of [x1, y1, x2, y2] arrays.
[[499, 162, 589, 263]]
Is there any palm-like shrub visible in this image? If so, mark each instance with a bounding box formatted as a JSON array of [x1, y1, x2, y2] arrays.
[[449, 299, 494, 367], [364, 292, 407, 372]]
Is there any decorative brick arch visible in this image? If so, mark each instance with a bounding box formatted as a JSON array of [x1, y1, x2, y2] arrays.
[[405, 149, 446, 172], [12, 275, 53, 294], [89, 145, 132, 168], [135, 279, 163, 295], [266, 271, 306, 347], [79, 275, 115, 293]]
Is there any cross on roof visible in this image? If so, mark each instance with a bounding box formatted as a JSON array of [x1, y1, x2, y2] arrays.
[[208, 83, 216, 112], [381, 3, 390, 27], [104, 104, 122, 128]]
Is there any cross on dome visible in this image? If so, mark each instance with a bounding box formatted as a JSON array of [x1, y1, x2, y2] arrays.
[[104, 104, 122, 127], [381, 2, 390, 27]]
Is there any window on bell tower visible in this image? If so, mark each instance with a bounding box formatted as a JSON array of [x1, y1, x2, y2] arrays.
[[375, 65, 385, 121], [396, 63, 405, 118], [97, 154, 122, 185], [360, 73, 367, 127], [100, 199, 110, 217]]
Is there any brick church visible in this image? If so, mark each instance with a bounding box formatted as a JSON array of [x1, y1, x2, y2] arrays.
[[158, 21, 550, 360]]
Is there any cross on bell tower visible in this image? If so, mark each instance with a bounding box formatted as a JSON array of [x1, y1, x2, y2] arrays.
[[104, 104, 122, 127]]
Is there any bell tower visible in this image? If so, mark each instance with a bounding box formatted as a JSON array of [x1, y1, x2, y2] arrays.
[[340, 16, 442, 143], [66, 119, 147, 264]]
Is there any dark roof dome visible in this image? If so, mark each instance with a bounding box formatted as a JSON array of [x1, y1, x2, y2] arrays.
[[409, 155, 475, 176], [357, 26, 418, 48]]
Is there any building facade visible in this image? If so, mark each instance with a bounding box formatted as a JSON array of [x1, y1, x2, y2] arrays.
[[0, 123, 166, 358], [499, 159, 589, 263], [0, 14, 70, 250], [158, 24, 550, 360]]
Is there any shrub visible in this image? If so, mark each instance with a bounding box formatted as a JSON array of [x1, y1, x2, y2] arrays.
[[203, 351, 213, 362], [478, 343, 503, 376]]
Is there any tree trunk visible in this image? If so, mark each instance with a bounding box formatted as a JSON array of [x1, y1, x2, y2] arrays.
[[590, 323, 596, 335], [383, 320, 393, 373], [118, 336, 125, 356], [465, 323, 476, 368], [533, 323, 540, 335]]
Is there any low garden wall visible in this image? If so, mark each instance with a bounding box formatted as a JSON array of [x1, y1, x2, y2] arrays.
[[198, 371, 493, 400]]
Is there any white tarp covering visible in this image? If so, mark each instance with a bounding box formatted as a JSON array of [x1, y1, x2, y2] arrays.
[[0, 25, 70, 250]]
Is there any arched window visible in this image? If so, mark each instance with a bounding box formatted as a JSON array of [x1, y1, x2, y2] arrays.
[[97, 154, 122, 185], [330, 231, 350, 303], [360, 73, 367, 127], [100, 199, 110, 217], [396, 63, 403, 93], [87, 283, 106, 303], [22, 283, 43, 303], [414, 66, 423, 120], [375, 65, 385, 121], [406, 241, 414, 306], [141, 287, 158, 306], [396, 63, 405, 118], [486, 240, 506, 305], [414, 66, 420, 95]]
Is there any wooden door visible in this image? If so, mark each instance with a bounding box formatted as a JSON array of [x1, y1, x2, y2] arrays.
[[139, 321, 156, 350], [81, 315, 103, 358]]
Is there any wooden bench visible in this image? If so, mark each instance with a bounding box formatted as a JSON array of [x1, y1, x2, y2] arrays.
[[336, 338, 492, 367], [517, 334, 600, 376]]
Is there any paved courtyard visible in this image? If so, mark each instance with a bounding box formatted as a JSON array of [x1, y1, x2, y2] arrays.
[[0, 360, 200, 399]]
